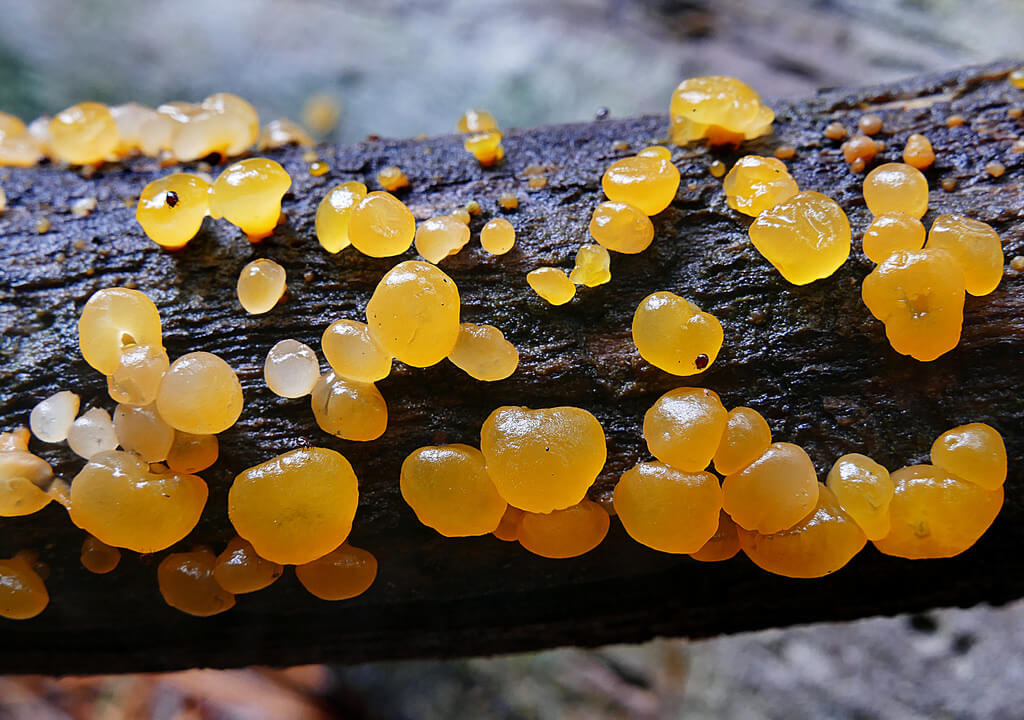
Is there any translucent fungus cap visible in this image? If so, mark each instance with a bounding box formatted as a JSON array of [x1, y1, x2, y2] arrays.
[[136, 173, 211, 250], [447, 323, 519, 382], [601, 155, 680, 216], [228, 447, 360, 565], [826, 453, 894, 541], [415, 215, 471, 264], [589, 201, 654, 254], [310, 372, 388, 442], [70, 450, 208, 553], [156, 351, 244, 434], [632, 292, 723, 376], [78, 287, 163, 376], [480, 405, 607, 513], [721, 442, 819, 534], [210, 158, 292, 240], [930, 423, 1006, 491], [49, 102, 120, 165], [295, 544, 378, 601], [518, 500, 610, 559], [158, 549, 236, 617], [925, 214, 1004, 296], [748, 191, 851, 285], [527, 267, 576, 305], [863, 163, 929, 219], [712, 406, 772, 476], [29, 390, 80, 443], [348, 191, 416, 257], [670, 76, 764, 133], [237, 258, 287, 314], [322, 319, 392, 383], [642, 387, 728, 472], [0, 555, 49, 620], [400, 444, 508, 537], [861, 212, 925, 264], [722, 155, 799, 217], [480, 218, 516, 255], [316, 182, 368, 253], [213, 537, 283, 594], [264, 339, 320, 398]]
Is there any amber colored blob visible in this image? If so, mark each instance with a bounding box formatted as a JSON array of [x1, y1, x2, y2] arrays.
[[527, 267, 576, 305], [348, 191, 416, 257], [0, 554, 49, 619], [722, 155, 799, 217], [738, 484, 866, 578], [493, 506, 525, 542], [0, 432, 53, 517], [480, 405, 606, 513], [136, 174, 210, 250], [213, 536, 283, 594], [861, 248, 966, 362], [643, 387, 728, 472], [712, 406, 772, 476], [156, 351, 244, 435], [49, 102, 119, 165], [447, 323, 519, 381], [316, 181, 368, 254], [415, 215, 470, 263], [80, 535, 121, 574], [296, 544, 378, 601], [632, 292, 723, 376], [861, 212, 926, 264], [480, 218, 516, 255], [366, 260, 461, 367], [826, 453, 894, 541], [322, 319, 392, 383], [70, 451, 208, 553], [78, 287, 163, 376], [166, 431, 219, 474], [601, 155, 680, 216], [400, 444, 508, 537], [722, 443, 819, 534], [748, 191, 851, 285], [614, 461, 722, 553], [689, 510, 742, 562], [863, 163, 929, 219], [209, 158, 291, 240], [228, 447, 359, 565], [310, 372, 387, 442], [873, 465, 1003, 559], [930, 423, 1006, 491], [518, 500, 610, 559], [925, 214, 1004, 296], [589, 201, 654, 254], [903, 134, 935, 169], [158, 549, 236, 617]]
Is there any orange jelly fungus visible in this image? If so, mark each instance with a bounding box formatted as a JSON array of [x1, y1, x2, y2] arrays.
[[158, 549, 236, 617], [213, 536, 283, 594], [722, 443, 819, 534], [642, 387, 727, 473], [518, 500, 610, 559], [228, 447, 359, 565], [295, 544, 378, 601]]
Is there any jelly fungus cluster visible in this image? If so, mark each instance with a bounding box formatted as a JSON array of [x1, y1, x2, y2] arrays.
[[458, 109, 504, 166], [857, 164, 1004, 361], [669, 76, 774, 146]]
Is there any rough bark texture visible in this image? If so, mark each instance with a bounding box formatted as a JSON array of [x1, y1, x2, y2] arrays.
[[0, 61, 1022, 675]]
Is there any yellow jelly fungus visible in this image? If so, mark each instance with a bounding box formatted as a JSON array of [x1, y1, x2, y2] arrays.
[[748, 191, 851, 285], [841, 134, 879, 167], [518, 500, 610, 559], [669, 76, 774, 144], [614, 461, 722, 554], [465, 200, 483, 216], [861, 211, 926, 264], [295, 544, 378, 601], [493, 506, 525, 542], [527, 267, 576, 305], [689, 510, 742, 562], [826, 453, 894, 541], [632, 291, 723, 376], [400, 444, 508, 537], [136, 173, 211, 250], [569, 245, 612, 287], [638, 145, 672, 160], [738, 484, 866, 578], [480, 217, 516, 255], [858, 114, 883, 135], [497, 193, 519, 211], [863, 163, 929, 219], [310, 371, 387, 442], [30, 390, 80, 443], [712, 406, 772, 476], [166, 431, 219, 474], [0, 186, 6, 212], [903, 133, 935, 169], [264, 339, 320, 399], [601, 155, 680, 216], [464, 130, 504, 166], [873, 465, 1003, 559], [643, 387, 727, 472], [67, 407, 118, 459], [209, 158, 292, 241], [258, 118, 315, 150], [930, 423, 1006, 491], [1011, 69, 1024, 89], [315, 181, 368, 254], [158, 549, 236, 617], [377, 165, 410, 191], [415, 215, 471, 263], [448, 323, 519, 381], [985, 161, 1005, 178], [78, 287, 163, 376], [322, 319, 392, 383], [348, 191, 416, 257], [180, 93, 258, 159], [229, 447, 359, 565], [237, 258, 287, 314], [722, 442, 819, 534], [0, 429, 53, 517], [709, 160, 726, 178], [110, 102, 161, 156], [588, 201, 654, 254], [49, 102, 119, 165], [107, 343, 169, 407], [722, 155, 799, 217], [113, 403, 174, 463], [925, 214, 1004, 296], [0, 112, 42, 167], [457, 109, 498, 134], [70, 450, 207, 553], [156, 351, 244, 435], [80, 535, 121, 574], [480, 405, 606, 513], [213, 536, 283, 594], [309, 161, 329, 177], [861, 248, 966, 361], [366, 260, 461, 367], [0, 554, 48, 620]]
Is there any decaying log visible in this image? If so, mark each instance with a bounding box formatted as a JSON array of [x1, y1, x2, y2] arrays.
[[0, 61, 1022, 675]]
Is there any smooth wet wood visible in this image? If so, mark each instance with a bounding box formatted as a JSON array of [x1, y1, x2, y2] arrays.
[[0, 61, 1022, 675]]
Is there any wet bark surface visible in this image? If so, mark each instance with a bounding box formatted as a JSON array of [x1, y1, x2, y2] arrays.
[[0, 61, 1021, 674]]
